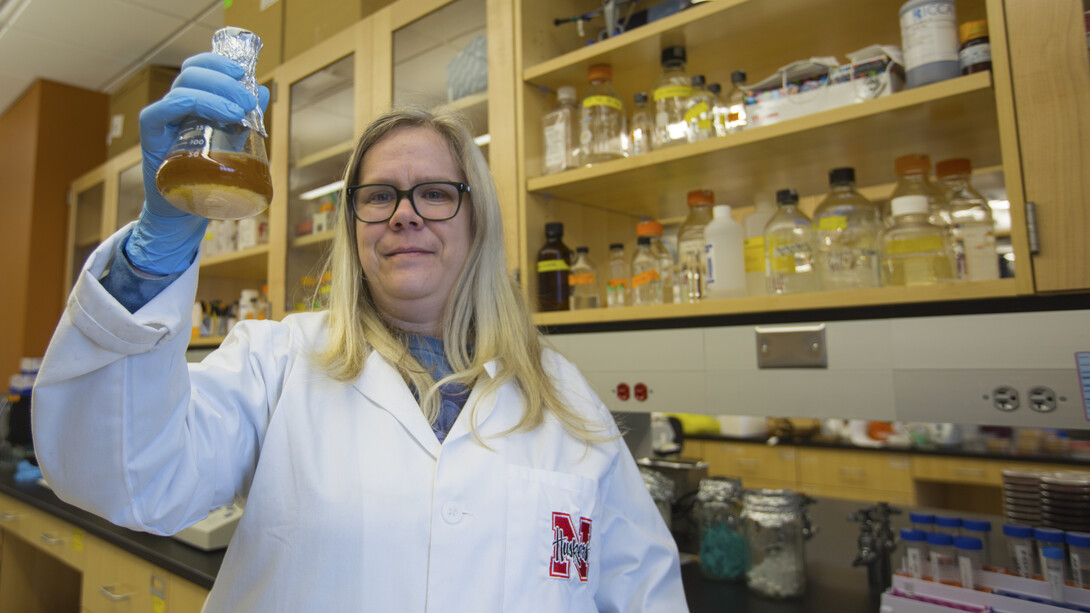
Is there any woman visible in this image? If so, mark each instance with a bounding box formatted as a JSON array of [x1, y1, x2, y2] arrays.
[[32, 53, 687, 611]]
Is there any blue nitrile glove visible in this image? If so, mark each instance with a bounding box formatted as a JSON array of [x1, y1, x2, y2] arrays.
[[126, 52, 270, 275]]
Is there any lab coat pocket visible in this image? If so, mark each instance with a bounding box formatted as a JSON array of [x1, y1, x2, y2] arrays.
[[503, 464, 600, 612]]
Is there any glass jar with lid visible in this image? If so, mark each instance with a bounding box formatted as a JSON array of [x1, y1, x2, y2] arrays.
[[742, 489, 816, 599], [695, 477, 747, 581]]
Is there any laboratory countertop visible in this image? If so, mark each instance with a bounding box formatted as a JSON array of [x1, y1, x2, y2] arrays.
[[0, 464, 980, 611], [686, 433, 1090, 467]]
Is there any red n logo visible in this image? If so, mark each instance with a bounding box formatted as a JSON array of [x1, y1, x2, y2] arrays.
[[550, 512, 591, 581]]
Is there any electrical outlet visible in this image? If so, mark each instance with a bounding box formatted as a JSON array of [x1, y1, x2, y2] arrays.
[[992, 386, 1019, 411], [1028, 386, 1058, 413]]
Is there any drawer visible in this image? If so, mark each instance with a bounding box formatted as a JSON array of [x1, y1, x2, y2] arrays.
[[797, 448, 913, 493], [81, 533, 181, 613], [703, 442, 797, 483], [32, 508, 86, 571], [911, 456, 1003, 485], [0, 492, 38, 543]]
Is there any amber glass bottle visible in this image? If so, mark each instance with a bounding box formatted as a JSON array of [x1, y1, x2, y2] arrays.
[[537, 222, 573, 311]]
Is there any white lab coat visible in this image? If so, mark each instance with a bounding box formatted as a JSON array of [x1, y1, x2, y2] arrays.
[[33, 227, 689, 612]]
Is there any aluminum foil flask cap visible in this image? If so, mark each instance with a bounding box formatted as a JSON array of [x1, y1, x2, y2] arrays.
[[213, 27, 267, 137]]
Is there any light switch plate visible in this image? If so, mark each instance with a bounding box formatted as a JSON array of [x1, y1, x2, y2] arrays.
[[755, 324, 828, 368]]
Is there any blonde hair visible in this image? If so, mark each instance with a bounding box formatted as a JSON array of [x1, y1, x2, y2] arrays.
[[314, 106, 610, 443]]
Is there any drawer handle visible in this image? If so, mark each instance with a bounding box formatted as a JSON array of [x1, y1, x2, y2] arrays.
[[954, 468, 986, 477], [737, 459, 759, 467], [0, 511, 18, 522], [40, 532, 64, 546], [839, 467, 865, 476], [100, 585, 133, 601]]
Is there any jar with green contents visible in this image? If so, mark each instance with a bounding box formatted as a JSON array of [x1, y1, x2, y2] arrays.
[[695, 477, 747, 581]]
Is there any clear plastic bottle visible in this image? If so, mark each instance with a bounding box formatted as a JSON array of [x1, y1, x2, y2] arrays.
[[813, 167, 881, 291], [685, 75, 716, 142], [743, 195, 777, 296], [652, 46, 692, 149], [637, 220, 679, 304], [678, 189, 715, 302], [605, 243, 630, 308], [707, 83, 730, 137], [884, 154, 951, 229], [541, 85, 579, 174], [765, 188, 819, 295], [703, 205, 747, 299], [629, 92, 654, 156], [935, 158, 999, 281], [881, 195, 955, 286], [537, 222, 573, 311], [725, 70, 748, 133], [631, 236, 663, 306], [569, 246, 601, 310], [580, 64, 626, 165]]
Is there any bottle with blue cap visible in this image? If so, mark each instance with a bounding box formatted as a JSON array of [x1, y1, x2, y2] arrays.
[[1067, 531, 1090, 588], [1042, 546, 1066, 603], [1035, 527, 1066, 578], [900, 528, 928, 579], [933, 515, 962, 537], [926, 532, 956, 583], [961, 519, 992, 569], [910, 512, 935, 532], [1003, 524, 1035, 577], [954, 536, 983, 589]]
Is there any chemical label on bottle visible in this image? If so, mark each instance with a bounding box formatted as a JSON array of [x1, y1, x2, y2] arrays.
[[537, 259, 571, 273], [653, 85, 692, 101], [583, 95, 623, 111], [1073, 552, 1084, 588], [900, 1, 958, 70], [543, 123, 568, 170], [568, 273, 596, 286], [907, 547, 923, 579], [817, 216, 848, 231], [631, 269, 661, 289], [958, 555, 974, 589], [885, 236, 944, 255], [744, 237, 765, 273], [959, 44, 991, 71], [683, 101, 709, 123], [606, 278, 629, 289], [1014, 543, 1034, 577], [769, 239, 811, 273]]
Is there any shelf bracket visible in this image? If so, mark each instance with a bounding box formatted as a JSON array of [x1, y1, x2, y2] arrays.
[[1025, 201, 1040, 255]]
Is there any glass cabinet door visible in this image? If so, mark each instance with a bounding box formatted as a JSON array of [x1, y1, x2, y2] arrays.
[[286, 54, 356, 313], [116, 163, 144, 230], [393, 0, 488, 159], [69, 182, 105, 290]]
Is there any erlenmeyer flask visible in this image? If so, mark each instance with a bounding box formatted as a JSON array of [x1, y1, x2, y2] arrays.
[[156, 27, 272, 220]]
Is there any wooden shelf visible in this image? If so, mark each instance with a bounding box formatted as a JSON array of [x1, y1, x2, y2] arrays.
[[290, 229, 335, 249], [444, 91, 489, 136], [295, 140, 355, 170], [527, 72, 997, 219], [198, 244, 270, 280], [533, 278, 1019, 326]]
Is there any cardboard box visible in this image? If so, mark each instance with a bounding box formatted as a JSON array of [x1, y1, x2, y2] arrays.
[[224, 0, 284, 79], [745, 45, 906, 130], [107, 65, 178, 158], [283, 0, 394, 62]]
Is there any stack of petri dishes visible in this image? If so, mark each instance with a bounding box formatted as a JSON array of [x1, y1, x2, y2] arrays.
[[1002, 469, 1048, 526], [1040, 471, 1090, 532]]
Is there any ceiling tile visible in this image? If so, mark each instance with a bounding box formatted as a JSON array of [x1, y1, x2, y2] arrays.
[[0, 28, 128, 90], [119, 0, 219, 21], [14, 0, 184, 60], [144, 22, 218, 69]]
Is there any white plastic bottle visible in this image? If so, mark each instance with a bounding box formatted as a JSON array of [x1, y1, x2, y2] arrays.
[[703, 205, 747, 299], [542, 85, 579, 174], [743, 194, 777, 296]]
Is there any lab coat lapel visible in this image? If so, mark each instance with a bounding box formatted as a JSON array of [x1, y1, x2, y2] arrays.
[[352, 351, 441, 458], [443, 360, 510, 443]]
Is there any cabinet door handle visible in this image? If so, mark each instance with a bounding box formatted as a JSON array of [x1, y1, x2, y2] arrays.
[[99, 585, 133, 601], [953, 467, 986, 477], [0, 511, 18, 522], [39, 532, 64, 546]]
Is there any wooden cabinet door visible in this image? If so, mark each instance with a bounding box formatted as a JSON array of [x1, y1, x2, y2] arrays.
[[1004, 0, 1090, 291]]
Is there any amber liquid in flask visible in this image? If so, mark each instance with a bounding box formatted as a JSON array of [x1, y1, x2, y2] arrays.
[[156, 27, 271, 220]]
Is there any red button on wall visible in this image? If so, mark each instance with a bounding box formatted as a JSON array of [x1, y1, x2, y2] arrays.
[[634, 383, 648, 401], [615, 383, 630, 401]]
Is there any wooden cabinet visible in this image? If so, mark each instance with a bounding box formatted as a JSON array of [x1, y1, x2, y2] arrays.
[[796, 448, 914, 505], [699, 440, 797, 490]]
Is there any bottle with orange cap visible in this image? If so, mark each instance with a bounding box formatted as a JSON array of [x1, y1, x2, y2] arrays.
[[678, 189, 716, 302], [935, 158, 999, 281], [881, 194, 956, 286], [884, 154, 952, 229], [579, 63, 626, 165], [637, 220, 679, 304]]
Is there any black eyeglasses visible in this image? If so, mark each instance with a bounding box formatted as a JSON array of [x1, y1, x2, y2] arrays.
[[346, 181, 470, 223]]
